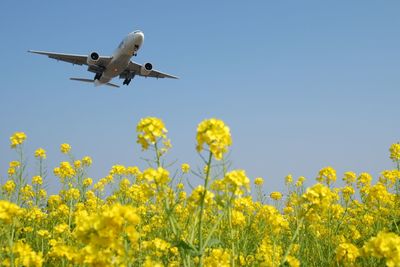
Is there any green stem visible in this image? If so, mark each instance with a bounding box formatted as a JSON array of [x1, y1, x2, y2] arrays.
[[154, 142, 161, 168], [9, 224, 15, 267], [228, 198, 235, 267], [281, 217, 304, 266], [154, 141, 179, 237], [198, 152, 213, 266]]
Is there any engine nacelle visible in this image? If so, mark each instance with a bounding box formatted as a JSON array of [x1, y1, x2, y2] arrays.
[[140, 63, 153, 76], [87, 52, 100, 66]]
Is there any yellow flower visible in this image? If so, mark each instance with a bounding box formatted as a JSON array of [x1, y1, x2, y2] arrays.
[[54, 162, 76, 180], [2, 180, 16, 193], [142, 167, 170, 185], [302, 183, 337, 208], [285, 255, 300, 267], [32, 175, 43, 185], [21, 185, 34, 201], [181, 163, 190, 173], [11, 241, 43, 267], [317, 166, 337, 185], [270, 191, 283, 200], [363, 231, 400, 267], [126, 166, 141, 176], [37, 229, 50, 238], [379, 170, 400, 188], [366, 182, 395, 206], [65, 188, 80, 201], [336, 242, 359, 264], [389, 143, 400, 162], [254, 177, 264, 186], [285, 174, 293, 184], [10, 132, 27, 148], [83, 178, 93, 187], [357, 172, 372, 188], [343, 171, 356, 184], [73, 204, 140, 265], [232, 210, 246, 226], [136, 117, 167, 150], [284, 206, 294, 214], [74, 160, 82, 169], [82, 156, 92, 166], [0, 200, 23, 224], [189, 185, 214, 205], [47, 195, 62, 207], [9, 161, 21, 168], [196, 118, 232, 160], [223, 170, 250, 196], [295, 176, 306, 187], [38, 189, 47, 199], [256, 237, 282, 265], [110, 165, 126, 176], [341, 186, 355, 202], [143, 257, 163, 267], [54, 223, 69, 234], [7, 167, 16, 177], [204, 248, 231, 267], [60, 143, 71, 154], [34, 148, 46, 159]]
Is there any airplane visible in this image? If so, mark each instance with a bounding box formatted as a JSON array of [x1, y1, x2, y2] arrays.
[[28, 30, 178, 88]]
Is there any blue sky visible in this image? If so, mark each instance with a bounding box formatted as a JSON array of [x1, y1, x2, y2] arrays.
[[0, 1, 399, 193]]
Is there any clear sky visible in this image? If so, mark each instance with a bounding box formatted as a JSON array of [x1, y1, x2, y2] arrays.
[[0, 1, 399, 193]]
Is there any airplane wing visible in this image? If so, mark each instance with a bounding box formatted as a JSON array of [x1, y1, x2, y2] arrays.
[[28, 50, 111, 68], [127, 61, 179, 79]]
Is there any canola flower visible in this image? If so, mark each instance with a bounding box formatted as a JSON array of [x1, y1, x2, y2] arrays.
[[34, 148, 46, 159], [270, 191, 283, 200], [254, 177, 264, 186], [389, 143, 400, 162], [60, 143, 71, 154], [0, 121, 399, 266], [336, 242, 360, 264], [10, 132, 27, 148], [136, 117, 168, 150], [181, 163, 190, 173], [363, 231, 400, 267], [196, 118, 232, 160]]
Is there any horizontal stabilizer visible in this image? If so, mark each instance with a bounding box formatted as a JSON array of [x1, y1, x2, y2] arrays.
[[70, 78, 120, 88]]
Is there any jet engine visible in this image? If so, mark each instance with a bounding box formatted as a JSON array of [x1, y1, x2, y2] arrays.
[[140, 63, 153, 76], [87, 52, 100, 66]]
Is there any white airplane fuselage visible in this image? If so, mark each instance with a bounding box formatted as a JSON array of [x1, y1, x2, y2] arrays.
[[96, 30, 144, 85]]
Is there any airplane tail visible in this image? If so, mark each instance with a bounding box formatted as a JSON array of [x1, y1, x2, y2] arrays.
[[70, 78, 120, 88]]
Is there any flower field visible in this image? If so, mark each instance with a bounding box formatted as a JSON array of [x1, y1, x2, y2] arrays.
[[1, 117, 400, 266]]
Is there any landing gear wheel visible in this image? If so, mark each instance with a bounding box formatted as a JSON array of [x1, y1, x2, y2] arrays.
[[123, 78, 131, 85], [94, 73, 102, 80]]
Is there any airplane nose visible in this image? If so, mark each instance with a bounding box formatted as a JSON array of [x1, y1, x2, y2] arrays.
[[135, 31, 144, 42]]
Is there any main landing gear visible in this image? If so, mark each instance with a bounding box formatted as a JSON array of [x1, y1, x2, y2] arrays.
[[123, 78, 132, 85], [94, 73, 102, 80], [123, 73, 135, 86]]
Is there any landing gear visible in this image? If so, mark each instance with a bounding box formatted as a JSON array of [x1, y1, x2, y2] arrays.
[[94, 73, 102, 80], [123, 78, 131, 85], [122, 73, 135, 86]]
